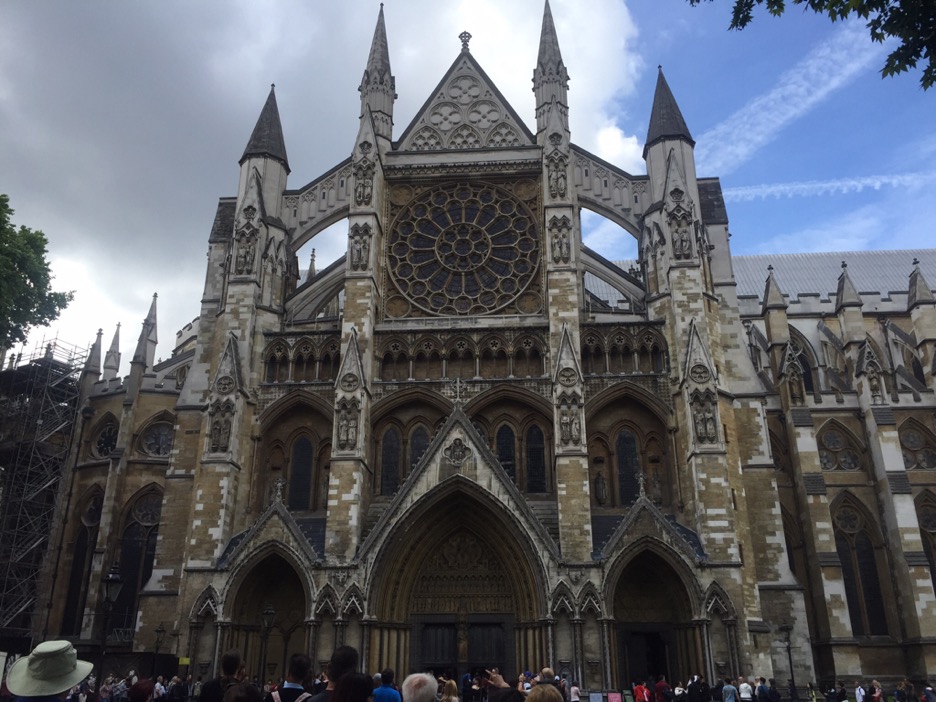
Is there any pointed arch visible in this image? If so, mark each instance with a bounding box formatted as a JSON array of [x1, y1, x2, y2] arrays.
[[342, 584, 366, 617], [315, 583, 339, 618], [914, 491, 936, 594], [703, 580, 738, 620], [189, 585, 221, 622], [551, 582, 577, 617], [579, 582, 603, 617], [87, 411, 120, 460], [815, 418, 869, 472], [61, 484, 105, 635], [898, 418, 936, 470], [829, 491, 888, 636], [221, 540, 315, 621], [788, 326, 820, 393], [585, 381, 673, 426]]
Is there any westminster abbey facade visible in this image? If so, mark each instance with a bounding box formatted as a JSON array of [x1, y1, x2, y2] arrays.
[[39, 2, 936, 691]]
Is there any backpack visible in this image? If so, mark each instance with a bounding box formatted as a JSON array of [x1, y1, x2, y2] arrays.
[[272, 693, 312, 702]]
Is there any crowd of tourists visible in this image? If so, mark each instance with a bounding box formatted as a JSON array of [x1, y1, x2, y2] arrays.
[[6, 637, 936, 702]]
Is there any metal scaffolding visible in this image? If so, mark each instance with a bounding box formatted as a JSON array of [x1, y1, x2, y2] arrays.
[[0, 338, 85, 651]]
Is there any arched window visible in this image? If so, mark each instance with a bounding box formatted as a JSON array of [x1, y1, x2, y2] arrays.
[[293, 343, 314, 382], [917, 498, 936, 595], [410, 426, 430, 470], [61, 491, 103, 635], [265, 344, 289, 383], [381, 428, 402, 496], [288, 436, 314, 510], [616, 429, 641, 505], [112, 491, 162, 637], [817, 424, 866, 472], [526, 426, 547, 493], [833, 502, 887, 636], [497, 425, 517, 481], [900, 424, 936, 470]]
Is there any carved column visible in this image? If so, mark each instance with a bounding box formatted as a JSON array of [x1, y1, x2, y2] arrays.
[[572, 619, 584, 689]]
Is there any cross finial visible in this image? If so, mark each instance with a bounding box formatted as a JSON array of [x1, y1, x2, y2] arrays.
[[459, 31, 472, 52], [913, 257, 920, 266], [767, 264, 774, 272], [637, 471, 646, 498], [841, 260, 847, 269], [452, 377, 465, 405]]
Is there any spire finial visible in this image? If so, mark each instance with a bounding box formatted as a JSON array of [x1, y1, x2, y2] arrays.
[[637, 470, 646, 498], [841, 260, 847, 269], [767, 264, 774, 272], [913, 257, 920, 266], [459, 31, 472, 52]]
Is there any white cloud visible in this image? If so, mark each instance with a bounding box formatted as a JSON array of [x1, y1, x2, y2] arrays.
[[723, 171, 936, 201], [581, 209, 638, 261], [695, 20, 887, 175]]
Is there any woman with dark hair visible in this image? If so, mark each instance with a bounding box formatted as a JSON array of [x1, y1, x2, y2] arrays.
[[332, 674, 374, 702]]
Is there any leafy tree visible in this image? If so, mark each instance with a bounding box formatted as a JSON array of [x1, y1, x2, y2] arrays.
[[688, 0, 936, 89], [0, 194, 73, 351]]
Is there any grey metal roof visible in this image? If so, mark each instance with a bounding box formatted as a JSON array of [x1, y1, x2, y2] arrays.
[[584, 250, 936, 306], [731, 250, 936, 301]]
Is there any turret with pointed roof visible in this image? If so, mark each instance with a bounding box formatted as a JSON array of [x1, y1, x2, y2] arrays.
[[240, 85, 289, 173], [359, 4, 396, 142], [533, 0, 569, 133], [132, 293, 158, 370], [644, 67, 694, 158]]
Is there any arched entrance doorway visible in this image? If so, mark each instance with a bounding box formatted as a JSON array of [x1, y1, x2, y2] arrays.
[[611, 550, 700, 687], [368, 482, 545, 678], [225, 553, 308, 683]]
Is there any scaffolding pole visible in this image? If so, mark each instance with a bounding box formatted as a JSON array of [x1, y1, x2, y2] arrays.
[[0, 338, 85, 651]]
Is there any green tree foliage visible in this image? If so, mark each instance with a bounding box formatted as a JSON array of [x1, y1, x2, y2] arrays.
[[0, 194, 73, 350], [688, 0, 936, 89]]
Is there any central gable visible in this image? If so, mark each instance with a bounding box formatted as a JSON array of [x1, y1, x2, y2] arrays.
[[397, 51, 536, 152]]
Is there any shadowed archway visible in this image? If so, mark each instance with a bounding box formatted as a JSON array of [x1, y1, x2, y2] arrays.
[[366, 484, 546, 678]]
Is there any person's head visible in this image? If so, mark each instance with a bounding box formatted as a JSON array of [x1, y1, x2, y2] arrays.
[[443, 680, 458, 699], [333, 674, 374, 702], [7, 641, 94, 700], [129, 680, 156, 702], [725, 679, 734, 686], [327, 646, 360, 687], [382, 670, 395, 687], [760, 679, 766, 685], [527, 684, 564, 702], [288, 654, 312, 684], [402, 674, 438, 702], [541, 670, 555, 683], [220, 651, 242, 677]]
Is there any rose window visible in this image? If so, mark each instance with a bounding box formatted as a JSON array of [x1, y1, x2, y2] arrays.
[[901, 427, 936, 470], [387, 182, 539, 316]]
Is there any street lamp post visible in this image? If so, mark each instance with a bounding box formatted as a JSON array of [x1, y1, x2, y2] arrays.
[[779, 624, 797, 700], [152, 623, 167, 677], [98, 564, 124, 686], [258, 604, 276, 687]]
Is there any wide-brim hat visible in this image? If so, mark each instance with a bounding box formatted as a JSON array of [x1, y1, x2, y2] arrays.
[[7, 640, 93, 697]]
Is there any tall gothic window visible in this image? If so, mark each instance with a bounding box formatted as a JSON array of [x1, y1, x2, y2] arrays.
[[917, 499, 936, 595], [288, 437, 314, 510], [410, 426, 430, 470], [381, 428, 402, 496], [616, 429, 641, 505], [526, 426, 546, 493], [112, 491, 162, 636], [833, 502, 887, 636], [61, 492, 102, 635], [497, 425, 516, 480]]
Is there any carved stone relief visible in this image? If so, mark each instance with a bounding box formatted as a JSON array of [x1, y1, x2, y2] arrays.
[[348, 223, 372, 272], [547, 150, 569, 198], [690, 391, 718, 445], [549, 215, 571, 264]]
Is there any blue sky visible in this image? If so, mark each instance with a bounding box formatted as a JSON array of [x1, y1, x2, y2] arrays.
[[1, 0, 931, 365]]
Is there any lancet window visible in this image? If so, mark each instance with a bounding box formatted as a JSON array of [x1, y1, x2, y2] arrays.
[[833, 500, 888, 636], [61, 490, 103, 635], [112, 490, 163, 637]]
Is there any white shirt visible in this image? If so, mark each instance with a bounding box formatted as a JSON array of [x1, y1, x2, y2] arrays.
[[856, 688, 866, 702], [739, 683, 753, 700]]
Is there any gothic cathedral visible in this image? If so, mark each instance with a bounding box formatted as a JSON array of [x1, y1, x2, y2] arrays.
[[43, 2, 936, 690]]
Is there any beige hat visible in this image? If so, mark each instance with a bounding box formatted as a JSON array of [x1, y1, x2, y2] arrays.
[[7, 640, 93, 697]]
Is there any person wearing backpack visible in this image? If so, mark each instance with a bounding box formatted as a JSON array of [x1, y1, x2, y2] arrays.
[[755, 679, 769, 702], [264, 655, 313, 702], [199, 651, 244, 702]]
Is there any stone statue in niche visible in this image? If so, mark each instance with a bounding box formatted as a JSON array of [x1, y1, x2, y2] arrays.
[[692, 398, 718, 445], [549, 216, 571, 265], [868, 367, 884, 405], [354, 159, 374, 206], [560, 409, 571, 444], [547, 152, 568, 198], [571, 413, 581, 444], [348, 416, 358, 446], [673, 222, 692, 259], [594, 471, 608, 506], [210, 414, 232, 452], [338, 410, 349, 446], [348, 225, 372, 272], [787, 367, 805, 406]]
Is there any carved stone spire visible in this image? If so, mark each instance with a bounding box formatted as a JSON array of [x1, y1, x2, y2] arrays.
[[84, 328, 103, 376], [762, 265, 788, 313], [908, 258, 936, 310], [644, 67, 694, 158], [103, 323, 121, 380], [132, 293, 158, 369], [835, 261, 863, 312], [533, 0, 569, 133], [359, 4, 396, 141], [240, 85, 289, 173]]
